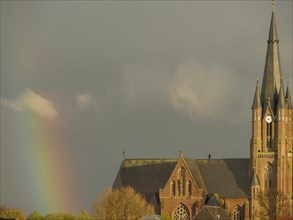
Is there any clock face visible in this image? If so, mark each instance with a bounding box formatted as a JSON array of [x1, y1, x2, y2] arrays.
[[265, 115, 272, 123]]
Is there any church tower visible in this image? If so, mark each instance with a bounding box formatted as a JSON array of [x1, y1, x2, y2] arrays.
[[250, 1, 293, 218]]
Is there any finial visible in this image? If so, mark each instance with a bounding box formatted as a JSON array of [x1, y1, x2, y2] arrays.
[[208, 153, 211, 159], [256, 77, 259, 85], [287, 78, 289, 87], [179, 150, 183, 157], [123, 149, 125, 158], [272, 0, 275, 12]]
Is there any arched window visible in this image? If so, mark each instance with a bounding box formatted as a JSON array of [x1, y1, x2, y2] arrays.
[[233, 205, 242, 220], [264, 164, 273, 189], [266, 122, 272, 148], [178, 167, 186, 196], [170, 180, 176, 196], [173, 203, 190, 220]]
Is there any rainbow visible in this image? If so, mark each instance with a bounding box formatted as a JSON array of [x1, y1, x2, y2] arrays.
[[6, 15, 78, 214], [19, 111, 77, 214]]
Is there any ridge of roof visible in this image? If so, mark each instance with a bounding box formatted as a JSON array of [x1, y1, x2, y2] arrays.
[[122, 158, 178, 167]]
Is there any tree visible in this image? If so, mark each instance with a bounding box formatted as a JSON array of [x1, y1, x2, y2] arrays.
[[78, 210, 94, 220], [254, 189, 290, 220], [27, 211, 44, 220], [92, 186, 154, 220], [0, 207, 26, 220]]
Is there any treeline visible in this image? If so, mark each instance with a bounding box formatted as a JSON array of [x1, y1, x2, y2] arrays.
[[1, 186, 157, 220], [0, 207, 93, 220]]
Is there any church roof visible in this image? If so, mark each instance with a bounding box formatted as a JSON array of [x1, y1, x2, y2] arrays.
[[196, 159, 250, 198], [113, 158, 250, 202], [184, 157, 208, 193], [192, 206, 230, 220], [113, 159, 177, 201], [205, 193, 224, 207]]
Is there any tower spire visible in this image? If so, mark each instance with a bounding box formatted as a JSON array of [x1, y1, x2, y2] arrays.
[[260, 0, 282, 110], [252, 79, 262, 109]]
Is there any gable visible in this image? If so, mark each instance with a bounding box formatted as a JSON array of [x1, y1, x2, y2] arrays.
[[160, 156, 205, 198]]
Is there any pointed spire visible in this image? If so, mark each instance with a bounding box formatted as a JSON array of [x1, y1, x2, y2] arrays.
[[277, 79, 285, 109], [252, 79, 262, 109], [268, 8, 278, 42], [251, 169, 260, 186], [285, 80, 293, 110], [260, 1, 282, 109]]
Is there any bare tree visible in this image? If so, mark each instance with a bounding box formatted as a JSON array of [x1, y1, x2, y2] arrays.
[[254, 189, 290, 220], [92, 186, 154, 220]]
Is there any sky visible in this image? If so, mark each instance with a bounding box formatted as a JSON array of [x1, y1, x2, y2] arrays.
[[0, 0, 292, 216]]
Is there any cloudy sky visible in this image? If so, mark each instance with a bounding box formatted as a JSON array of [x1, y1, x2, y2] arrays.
[[1, 0, 292, 216]]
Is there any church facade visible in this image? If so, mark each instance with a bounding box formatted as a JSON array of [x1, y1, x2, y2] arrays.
[[113, 2, 293, 220]]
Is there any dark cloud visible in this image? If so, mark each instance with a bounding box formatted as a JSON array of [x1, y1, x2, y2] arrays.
[[1, 0, 292, 215]]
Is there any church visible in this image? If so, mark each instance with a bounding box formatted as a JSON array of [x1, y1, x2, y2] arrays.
[[113, 2, 293, 219]]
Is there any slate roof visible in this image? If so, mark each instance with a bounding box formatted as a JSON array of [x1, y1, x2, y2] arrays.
[[205, 193, 224, 207], [192, 206, 230, 220], [113, 159, 177, 201], [113, 158, 250, 201], [184, 158, 208, 194], [196, 159, 250, 198]]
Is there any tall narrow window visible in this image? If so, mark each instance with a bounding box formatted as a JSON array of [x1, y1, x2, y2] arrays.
[[266, 122, 272, 148], [233, 206, 242, 220], [187, 181, 192, 196], [268, 164, 273, 189], [170, 180, 176, 196], [264, 164, 273, 189], [178, 167, 186, 196]]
